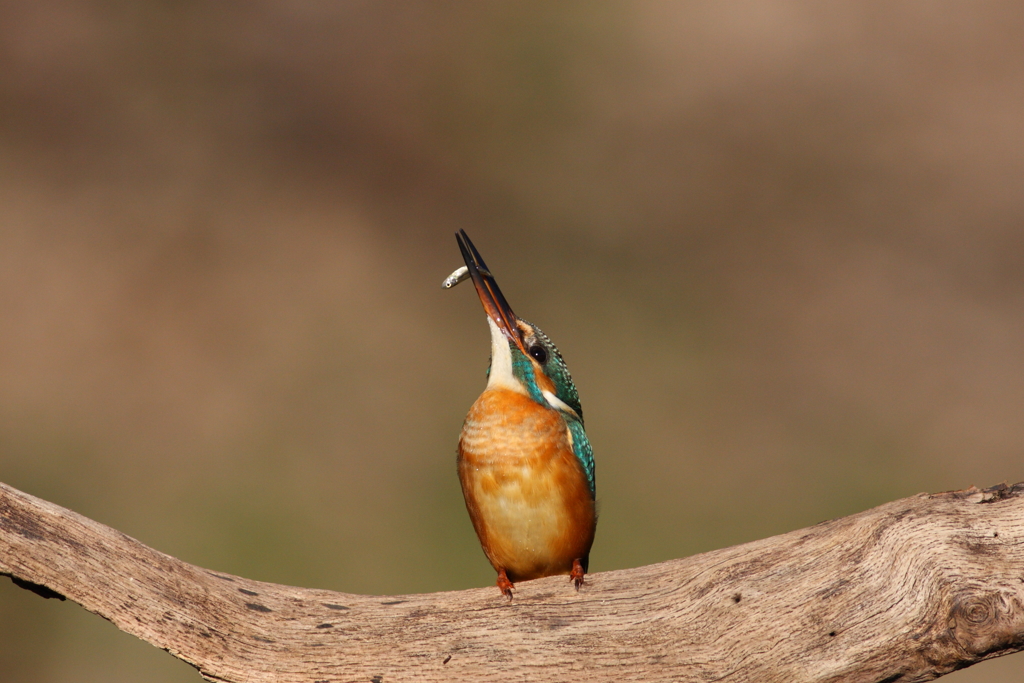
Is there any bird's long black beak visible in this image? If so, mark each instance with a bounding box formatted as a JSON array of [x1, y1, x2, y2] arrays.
[[456, 230, 527, 355]]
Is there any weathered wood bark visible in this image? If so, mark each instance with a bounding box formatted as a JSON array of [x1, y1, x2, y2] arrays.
[[2, 481, 1024, 682]]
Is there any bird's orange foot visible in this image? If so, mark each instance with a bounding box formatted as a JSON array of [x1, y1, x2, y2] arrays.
[[570, 558, 586, 591], [496, 569, 515, 602]]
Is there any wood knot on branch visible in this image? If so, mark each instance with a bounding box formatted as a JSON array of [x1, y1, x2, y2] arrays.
[[948, 592, 1024, 657]]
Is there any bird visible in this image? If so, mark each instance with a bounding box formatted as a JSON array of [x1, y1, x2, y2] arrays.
[[451, 230, 596, 601]]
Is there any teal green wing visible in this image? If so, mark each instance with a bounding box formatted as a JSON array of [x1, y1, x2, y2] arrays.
[[566, 418, 595, 498]]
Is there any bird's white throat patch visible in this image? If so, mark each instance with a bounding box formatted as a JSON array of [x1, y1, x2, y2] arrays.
[[485, 317, 525, 394]]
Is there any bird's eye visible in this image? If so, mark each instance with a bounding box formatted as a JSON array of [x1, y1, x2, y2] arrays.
[[529, 345, 548, 364]]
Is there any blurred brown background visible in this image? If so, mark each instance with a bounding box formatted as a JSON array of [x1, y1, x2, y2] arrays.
[[1, 2, 1023, 681]]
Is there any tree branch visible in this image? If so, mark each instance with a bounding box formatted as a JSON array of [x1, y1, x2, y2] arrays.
[[2, 481, 1024, 682]]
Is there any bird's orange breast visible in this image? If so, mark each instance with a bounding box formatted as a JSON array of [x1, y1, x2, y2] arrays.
[[457, 388, 596, 582]]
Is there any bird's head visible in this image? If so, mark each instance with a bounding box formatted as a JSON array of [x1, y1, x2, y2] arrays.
[[456, 230, 583, 424]]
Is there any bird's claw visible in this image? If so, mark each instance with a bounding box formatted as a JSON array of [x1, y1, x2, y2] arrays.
[[497, 569, 515, 602], [570, 558, 586, 591]]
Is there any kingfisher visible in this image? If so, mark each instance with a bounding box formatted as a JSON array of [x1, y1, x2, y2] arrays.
[[449, 230, 596, 601]]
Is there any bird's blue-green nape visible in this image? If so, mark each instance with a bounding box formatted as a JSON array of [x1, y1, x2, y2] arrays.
[[519, 324, 580, 412], [490, 319, 595, 497]]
